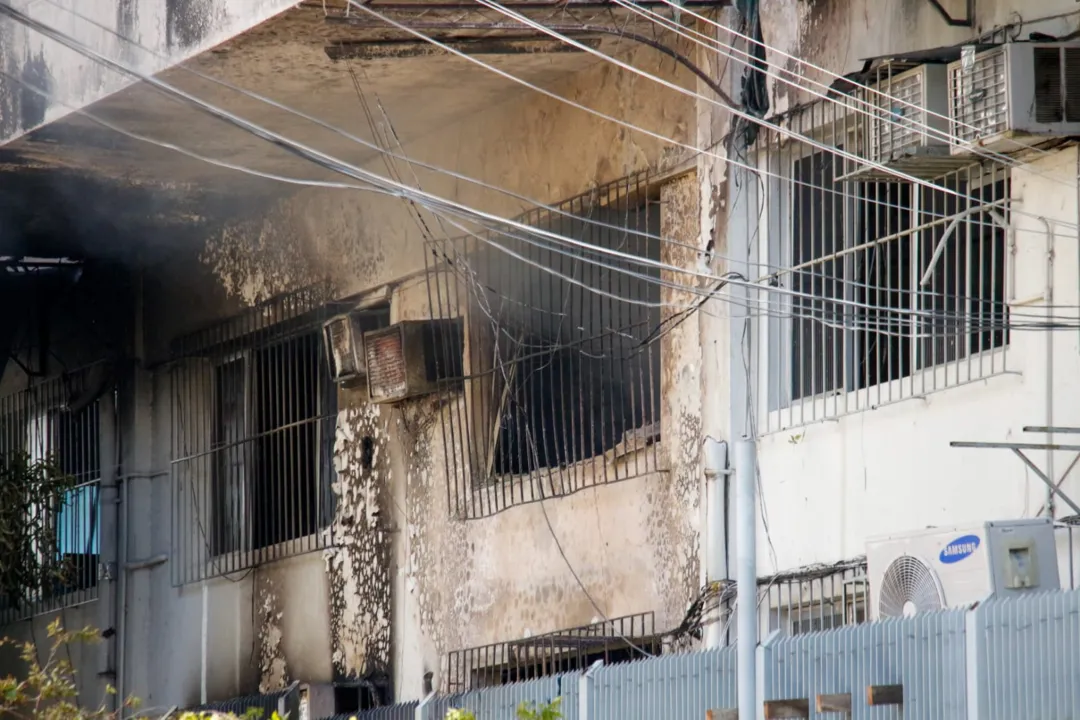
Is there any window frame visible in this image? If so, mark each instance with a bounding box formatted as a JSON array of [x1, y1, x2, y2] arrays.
[[760, 131, 1013, 429]]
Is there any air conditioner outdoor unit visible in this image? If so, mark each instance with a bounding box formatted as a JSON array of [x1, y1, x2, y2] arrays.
[[864, 64, 954, 171], [865, 518, 1059, 620], [948, 42, 1080, 156], [364, 319, 464, 403], [322, 313, 368, 385]]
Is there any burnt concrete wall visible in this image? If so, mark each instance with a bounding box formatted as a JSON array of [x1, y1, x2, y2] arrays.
[[0, 0, 297, 146]]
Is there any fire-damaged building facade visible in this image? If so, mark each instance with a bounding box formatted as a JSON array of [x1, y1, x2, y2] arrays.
[[0, 0, 706, 712], [4, 0, 1080, 715]]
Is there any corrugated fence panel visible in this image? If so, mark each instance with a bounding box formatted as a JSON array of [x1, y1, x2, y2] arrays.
[[428, 673, 580, 720], [319, 701, 420, 720], [973, 588, 1080, 719], [189, 684, 299, 719], [589, 648, 737, 720], [762, 609, 968, 720]]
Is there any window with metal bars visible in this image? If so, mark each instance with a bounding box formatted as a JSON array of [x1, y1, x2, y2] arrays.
[[425, 171, 663, 519], [0, 366, 103, 623], [444, 613, 661, 692], [766, 138, 1010, 428], [170, 287, 339, 585]]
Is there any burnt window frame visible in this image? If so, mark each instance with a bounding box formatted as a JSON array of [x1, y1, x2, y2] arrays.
[[426, 170, 665, 520], [169, 286, 345, 586]]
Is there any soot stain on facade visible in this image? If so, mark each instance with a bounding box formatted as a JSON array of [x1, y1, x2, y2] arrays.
[[327, 404, 394, 700]]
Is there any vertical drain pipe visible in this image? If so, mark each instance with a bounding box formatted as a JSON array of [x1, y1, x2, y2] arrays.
[[735, 438, 757, 720], [201, 581, 209, 704], [1038, 216, 1056, 518], [703, 438, 730, 649], [98, 390, 119, 707]]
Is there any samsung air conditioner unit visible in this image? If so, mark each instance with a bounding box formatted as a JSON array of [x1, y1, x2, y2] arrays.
[[322, 313, 368, 385], [860, 63, 964, 178], [949, 42, 1080, 156], [865, 518, 1059, 620], [364, 319, 464, 403]]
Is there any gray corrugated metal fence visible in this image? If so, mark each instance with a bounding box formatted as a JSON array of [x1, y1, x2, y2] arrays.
[[588, 647, 736, 720], [971, 588, 1080, 719], [298, 589, 1080, 720], [762, 609, 968, 720], [423, 674, 580, 720], [318, 701, 419, 720]]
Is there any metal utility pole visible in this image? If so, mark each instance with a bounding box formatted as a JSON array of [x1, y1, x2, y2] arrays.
[[734, 437, 757, 720], [704, 438, 730, 650]]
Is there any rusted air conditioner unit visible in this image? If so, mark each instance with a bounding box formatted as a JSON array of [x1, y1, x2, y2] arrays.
[[323, 313, 369, 385], [364, 319, 464, 403], [949, 42, 1080, 156]]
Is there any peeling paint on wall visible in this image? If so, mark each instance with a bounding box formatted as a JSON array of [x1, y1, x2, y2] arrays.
[[326, 404, 394, 697], [257, 572, 290, 693], [201, 208, 324, 306]]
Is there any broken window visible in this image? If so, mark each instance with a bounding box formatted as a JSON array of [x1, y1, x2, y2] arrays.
[[427, 171, 663, 518], [445, 613, 662, 692], [769, 140, 1010, 425], [171, 287, 340, 584]]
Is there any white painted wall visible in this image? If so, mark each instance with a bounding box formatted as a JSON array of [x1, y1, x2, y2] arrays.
[[740, 76, 1080, 576]]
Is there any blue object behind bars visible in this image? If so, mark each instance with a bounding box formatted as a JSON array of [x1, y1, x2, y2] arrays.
[[56, 484, 99, 555]]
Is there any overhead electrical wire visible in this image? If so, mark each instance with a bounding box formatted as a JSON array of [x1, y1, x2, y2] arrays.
[[471, 0, 1080, 217], [335, 0, 1076, 244], [34, 0, 1060, 269], [7, 4, 1080, 334], [645, 0, 1063, 166], [8, 61, 1060, 343]]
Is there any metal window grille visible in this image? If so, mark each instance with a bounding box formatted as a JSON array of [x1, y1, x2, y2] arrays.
[[761, 97, 1011, 431], [425, 171, 663, 519], [170, 286, 342, 585], [0, 364, 105, 624], [715, 559, 869, 644], [445, 612, 661, 693]]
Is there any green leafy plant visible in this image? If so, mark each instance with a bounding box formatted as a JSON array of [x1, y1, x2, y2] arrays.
[[0, 452, 77, 609], [0, 618, 138, 720], [444, 697, 562, 720]]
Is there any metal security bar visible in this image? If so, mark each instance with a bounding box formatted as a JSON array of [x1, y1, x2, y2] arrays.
[[426, 171, 663, 519], [760, 92, 1011, 432], [170, 286, 342, 586], [445, 612, 661, 693], [0, 364, 105, 624], [758, 559, 869, 638]]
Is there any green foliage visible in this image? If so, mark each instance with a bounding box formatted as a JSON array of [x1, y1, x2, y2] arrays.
[[444, 697, 562, 720], [0, 452, 77, 607], [0, 618, 137, 720]]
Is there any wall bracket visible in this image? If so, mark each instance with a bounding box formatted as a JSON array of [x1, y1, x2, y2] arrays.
[[925, 0, 974, 27]]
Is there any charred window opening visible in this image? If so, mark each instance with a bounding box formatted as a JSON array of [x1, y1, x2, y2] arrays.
[[428, 171, 663, 518], [171, 286, 341, 585], [209, 332, 331, 555], [445, 613, 661, 692]]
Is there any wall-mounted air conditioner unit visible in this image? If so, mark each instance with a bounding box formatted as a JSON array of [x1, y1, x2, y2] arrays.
[[949, 42, 1080, 155], [323, 313, 368, 385], [865, 518, 1059, 620], [866, 64, 951, 166], [364, 319, 464, 403]]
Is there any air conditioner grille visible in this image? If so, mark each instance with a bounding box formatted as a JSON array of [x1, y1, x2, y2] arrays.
[[951, 47, 1008, 145], [870, 72, 925, 160], [1065, 48, 1080, 121], [366, 328, 407, 402], [326, 317, 356, 377], [877, 555, 945, 618], [1034, 46, 1063, 123]]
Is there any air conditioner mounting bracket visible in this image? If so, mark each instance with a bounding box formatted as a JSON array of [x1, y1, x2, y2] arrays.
[[924, 0, 973, 27]]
